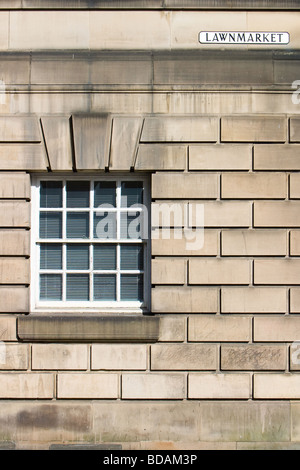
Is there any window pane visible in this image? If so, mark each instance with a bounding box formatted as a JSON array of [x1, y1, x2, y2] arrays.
[[37, 178, 147, 306], [40, 212, 62, 239], [66, 274, 89, 300], [121, 244, 143, 270], [67, 244, 89, 270], [94, 181, 116, 208], [94, 244, 116, 270], [94, 213, 117, 239], [121, 181, 143, 207], [40, 181, 62, 208], [67, 212, 89, 239], [94, 274, 116, 301], [66, 181, 90, 208], [40, 274, 62, 301], [120, 274, 143, 301], [120, 212, 142, 239], [40, 244, 62, 270]]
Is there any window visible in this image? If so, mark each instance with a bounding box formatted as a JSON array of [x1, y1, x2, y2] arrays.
[[31, 175, 150, 312]]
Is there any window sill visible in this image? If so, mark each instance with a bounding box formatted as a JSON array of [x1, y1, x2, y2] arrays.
[[17, 314, 159, 343]]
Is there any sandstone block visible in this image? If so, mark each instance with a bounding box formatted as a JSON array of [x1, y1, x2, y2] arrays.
[[254, 316, 300, 341], [254, 259, 300, 285], [0, 202, 30, 228], [221, 116, 286, 142], [254, 145, 300, 170], [151, 344, 217, 370], [91, 344, 147, 370], [121, 373, 186, 399], [254, 201, 300, 227], [221, 229, 287, 256], [151, 258, 186, 285], [221, 172, 287, 199], [57, 373, 119, 399], [0, 344, 28, 370], [221, 287, 287, 313], [189, 144, 251, 170], [136, 145, 187, 171], [0, 230, 30, 256], [0, 145, 48, 171], [254, 374, 300, 399], [158, 315, 186, 342], [0, 116, 41, 142], [189, 259, 250, 285], [151, 286, 218, 313], [0, 373, 53, 398], [141, 116, 218, 142], [0, 287, 29, 313], [188, 373, 250, 399], [152, 172, 218, 199], [0, 173, 30, 199], [221, 345, 286, 370], [0, 258, 29, 284], [32, 344, 88, 370], [188, 315, 251, 342]]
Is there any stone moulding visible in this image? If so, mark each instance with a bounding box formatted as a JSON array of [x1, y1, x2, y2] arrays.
[[0, 50, 298, 91], [17, 314, 160, 342]]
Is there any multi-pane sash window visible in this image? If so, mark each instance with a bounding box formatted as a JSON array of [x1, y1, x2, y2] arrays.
[[32, 176, 149, 310]]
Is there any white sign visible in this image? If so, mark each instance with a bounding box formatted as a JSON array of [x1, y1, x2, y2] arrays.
[[199, 31, 290, 45]]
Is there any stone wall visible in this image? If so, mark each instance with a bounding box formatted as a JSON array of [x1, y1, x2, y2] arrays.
[[0, 111, 300, 449]]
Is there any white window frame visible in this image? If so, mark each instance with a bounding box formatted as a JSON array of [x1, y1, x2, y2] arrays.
[[31, 173, 151, 314]]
